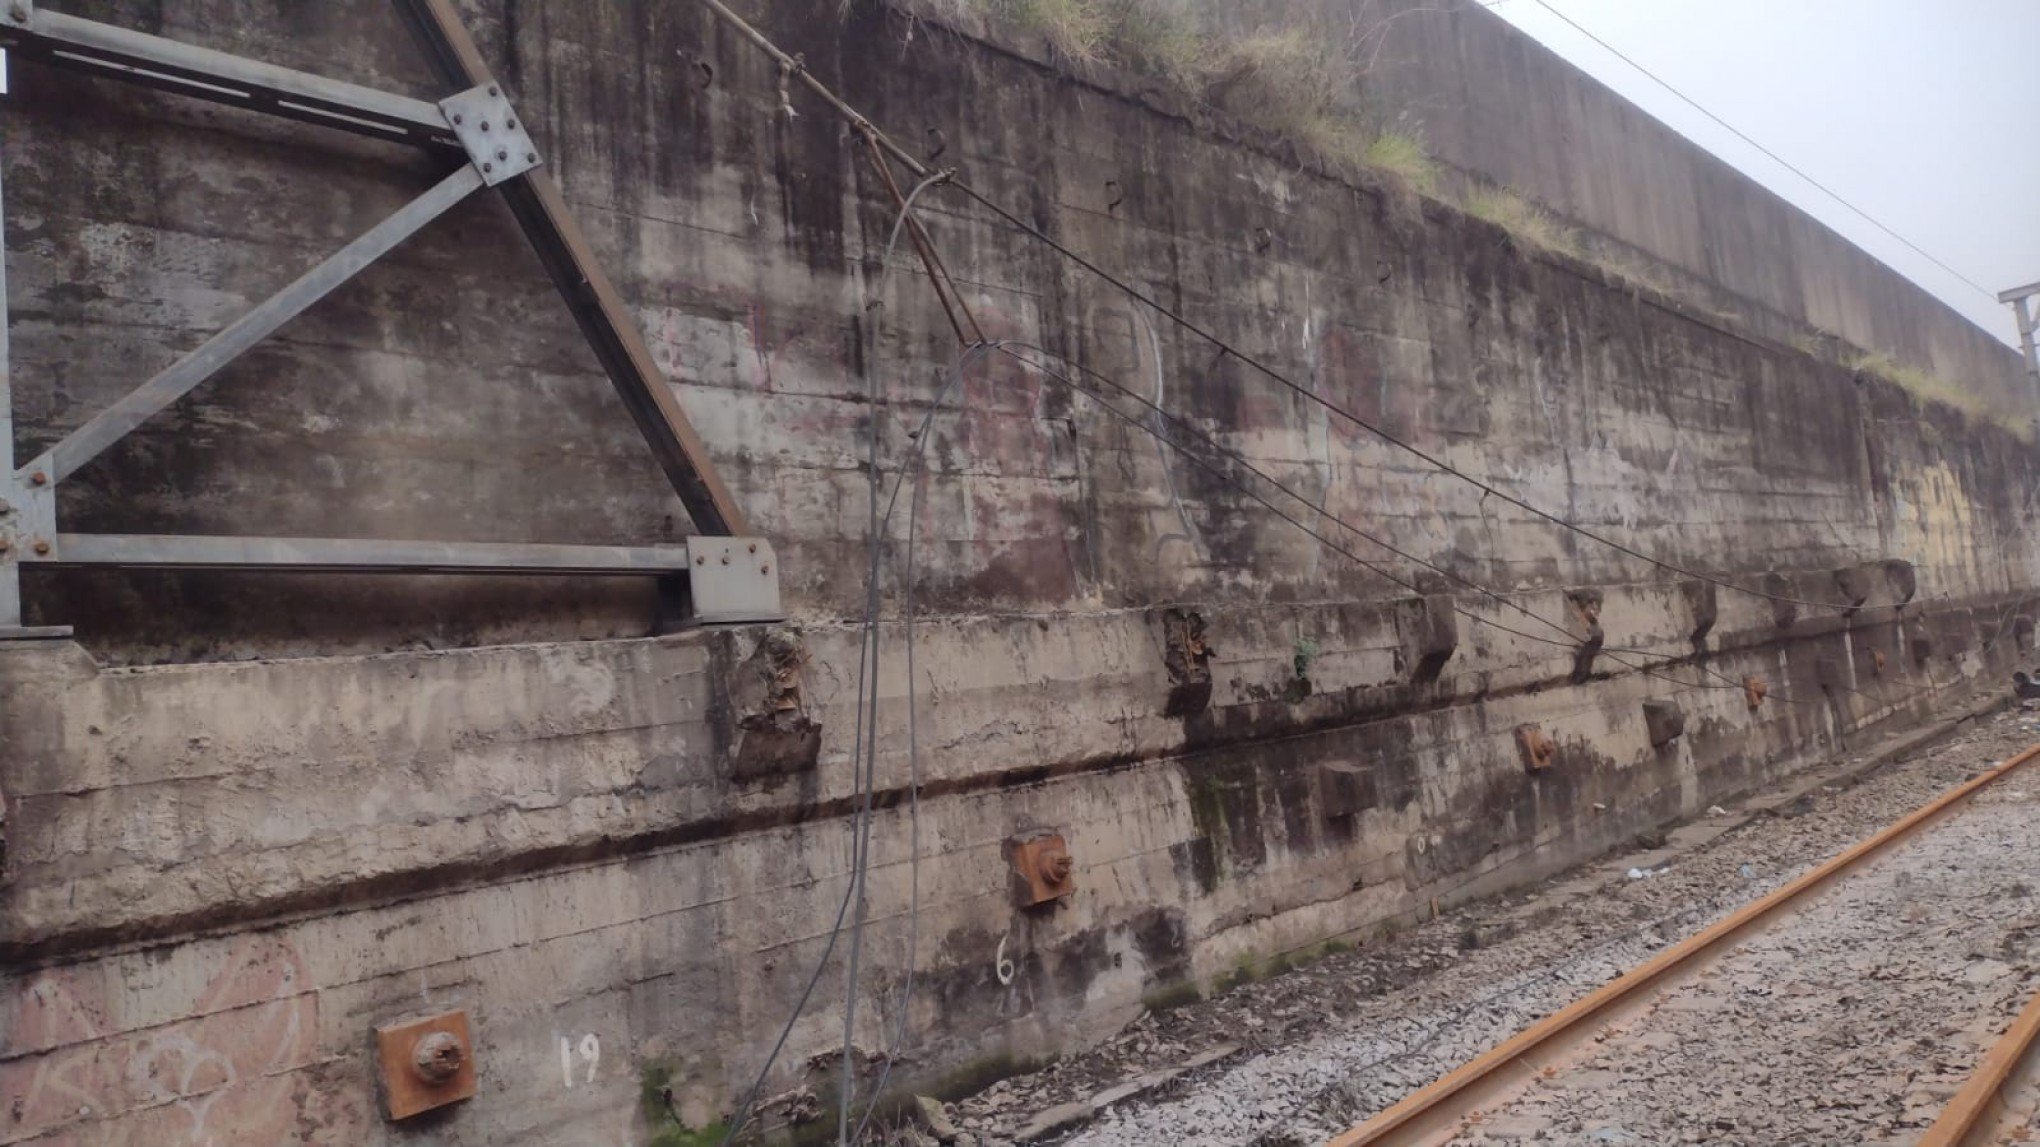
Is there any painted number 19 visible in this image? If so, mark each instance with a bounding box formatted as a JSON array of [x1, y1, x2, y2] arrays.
[[559, 1034, 601, 1088]]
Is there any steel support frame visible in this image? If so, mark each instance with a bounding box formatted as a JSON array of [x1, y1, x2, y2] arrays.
[[2002, 280, 2040, 427], [0, 0, 768, 635]]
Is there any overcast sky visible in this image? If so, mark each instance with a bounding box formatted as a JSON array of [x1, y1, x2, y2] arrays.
[[1488, 0, 2040, 351]]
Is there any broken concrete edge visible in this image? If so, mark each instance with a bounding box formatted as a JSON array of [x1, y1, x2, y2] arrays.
[[1012, 1043, 1245, 1142], [995, 686, 2008, 1141]]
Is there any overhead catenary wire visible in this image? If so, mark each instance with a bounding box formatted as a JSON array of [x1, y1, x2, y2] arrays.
[[1525, 0, 2000, 304], [993, 342, 1857, 708], [719, 171, 962, 1147], [688, 0, 1934, 621], [688, 7, 1994, 1136]]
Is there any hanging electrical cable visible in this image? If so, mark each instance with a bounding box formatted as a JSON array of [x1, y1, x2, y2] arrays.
[[688, 0, 1962, 621]]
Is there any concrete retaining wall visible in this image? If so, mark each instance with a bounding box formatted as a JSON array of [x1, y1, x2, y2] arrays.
[[3, 1, 2038, 1144]]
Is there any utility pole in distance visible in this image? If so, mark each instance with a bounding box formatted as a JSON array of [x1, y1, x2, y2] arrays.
[[2003, 279, 2040, 434]]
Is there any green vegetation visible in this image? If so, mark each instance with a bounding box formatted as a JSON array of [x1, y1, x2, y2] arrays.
[[887, 0, 2028, 436], [1363, 127, 1440, 194], [1461, 185, 1577, 256], [1141, 980, 1204, 1012], [1849, 352, 2033, 442], [641, 1062, 730, 1147]]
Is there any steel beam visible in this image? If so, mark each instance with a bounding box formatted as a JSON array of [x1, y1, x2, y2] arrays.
[[393, 0, 750, 537], [52, 533, 697, 575], [19, 163, 484, 487], [0, 135, 15, 631], [0, 5, 457, 147], [1998, 280, 2040, 305]]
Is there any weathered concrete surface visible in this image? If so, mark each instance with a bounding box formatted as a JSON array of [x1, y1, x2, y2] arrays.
[[1205, 0, 2029, 414], [1, 1, 2038, 1145]]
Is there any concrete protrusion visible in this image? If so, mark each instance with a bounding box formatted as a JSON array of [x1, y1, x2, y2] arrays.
[[1743, 675, 1768, 710], [1567, 590, 1605, 683], [1514, 723, 1558, 773], [1833, 563, 1878, 613], [725, 628, 822, 781], [1680, 579, 1718, 644], [1884, 558, 1918, 606], [1642, 699, 1686, 747], [1007, 832, 1076, 907], [1318, 761, 1373, 820], [1401, 594, 1459, 684], [1763, 572, 1799, 629]]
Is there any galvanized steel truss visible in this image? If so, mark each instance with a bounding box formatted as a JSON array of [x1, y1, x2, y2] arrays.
[[0, 0, 778, 633]]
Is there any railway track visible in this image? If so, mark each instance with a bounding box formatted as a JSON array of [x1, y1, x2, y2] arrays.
[[1329, 741, 2040, 1146]]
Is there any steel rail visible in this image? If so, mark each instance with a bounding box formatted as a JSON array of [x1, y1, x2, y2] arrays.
[[1917, 984, 2040, 1147], [1328, 739, 2040, 1147]]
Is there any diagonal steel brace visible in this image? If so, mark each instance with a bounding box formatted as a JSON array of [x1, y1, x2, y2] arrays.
[[392, 0, 748, 536]]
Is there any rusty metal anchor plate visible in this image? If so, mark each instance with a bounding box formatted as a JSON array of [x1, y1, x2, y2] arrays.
[[377, 1008, 477, 1120]]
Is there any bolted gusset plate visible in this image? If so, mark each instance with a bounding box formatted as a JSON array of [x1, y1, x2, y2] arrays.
[[685, 536, 784, 624], [438, 82, 540, 186]]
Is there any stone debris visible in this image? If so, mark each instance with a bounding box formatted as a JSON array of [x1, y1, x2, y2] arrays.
[[903, 707, 2032, 1147]]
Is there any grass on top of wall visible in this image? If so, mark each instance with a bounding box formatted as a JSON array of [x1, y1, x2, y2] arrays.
[[880, 0, 2028, 438], [901, 0, 1439, 191], [1850, 352, 2033, 441]]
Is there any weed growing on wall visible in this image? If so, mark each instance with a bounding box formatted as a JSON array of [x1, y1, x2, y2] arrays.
[[1850, 352, 2032, 440], [1462, 185, 1578, 257], [877, 0, 2015, 437]]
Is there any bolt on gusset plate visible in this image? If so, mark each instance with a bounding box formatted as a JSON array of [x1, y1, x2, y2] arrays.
[[439, 82, 541, 186]]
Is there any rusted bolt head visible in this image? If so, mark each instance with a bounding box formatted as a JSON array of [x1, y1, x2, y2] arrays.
[[748, 542, 758, 554], [760, 563, 770, 575], [525, 152, 537, 164], [1041, 850, 1074, 885], [695, 556, 706, 566], [482, 162, 494, 174], [480, 120, 491, 132], [720, 554, 730, 565], [411, 1031, 466, 1084], [488, 85, 500, 97], [506, 118, 517, 130], [32, 540, 49, 556], [29, 470, 46, 486], [496, 148, 508, 161], [452, 113, 463, 125]]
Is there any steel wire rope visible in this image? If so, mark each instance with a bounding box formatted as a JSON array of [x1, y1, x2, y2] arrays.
[[844, 343, 1001, 1144], [992, 341, 1899, 710], [691, 0, 1981, 624], [943, 178, 1908, 616], [1527, 0, 2000, 303], [719, 172, 958, 1147]]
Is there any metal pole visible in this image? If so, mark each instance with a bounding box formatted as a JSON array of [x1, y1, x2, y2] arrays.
[[0, 6, 457, 147], [19, 163, 484, 487], [50, 532, 697, 575], [0, 127, 16, 631], [2015, 296, 2040, 425], [1998, 281, 2040, 433]]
